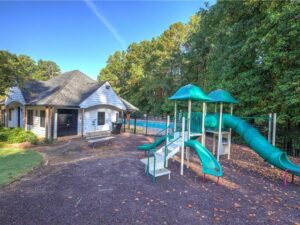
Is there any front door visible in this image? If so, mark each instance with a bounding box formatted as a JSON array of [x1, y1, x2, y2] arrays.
[[57, 109, 78, 137]]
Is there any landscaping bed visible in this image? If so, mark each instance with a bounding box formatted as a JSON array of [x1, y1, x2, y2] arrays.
[[0, 127, 38, 145]]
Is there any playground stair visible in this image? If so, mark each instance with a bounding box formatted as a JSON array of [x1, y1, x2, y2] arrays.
[[155, 138, 182, 161], [140, 136, 182, 180]]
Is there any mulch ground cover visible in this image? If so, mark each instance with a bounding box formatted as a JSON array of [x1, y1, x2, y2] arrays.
[[0, 133, 299, 225]]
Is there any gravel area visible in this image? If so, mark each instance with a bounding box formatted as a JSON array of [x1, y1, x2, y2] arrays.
[[0, 133, 299, 225]]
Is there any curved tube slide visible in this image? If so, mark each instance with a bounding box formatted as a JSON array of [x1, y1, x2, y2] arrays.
[[137, 135, 168, 151], [222, 114, 300, 176], [185, 140, 223, 177]]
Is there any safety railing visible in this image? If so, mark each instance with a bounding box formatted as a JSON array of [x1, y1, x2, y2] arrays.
[[163, 135, 182, 167]]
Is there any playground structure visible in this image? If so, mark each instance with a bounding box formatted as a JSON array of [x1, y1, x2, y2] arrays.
[[138, 84, 300, 184]]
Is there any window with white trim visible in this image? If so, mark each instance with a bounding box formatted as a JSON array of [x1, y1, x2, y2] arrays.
[[97, 112, 105, 126], [27, 110, 33, 126], [40, 110, 45, 128], [8, 109, 12, 121]]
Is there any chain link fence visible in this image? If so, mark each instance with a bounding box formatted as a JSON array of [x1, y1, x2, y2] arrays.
[[122, 113, 172, 136], [231, 116, 269, 144], [276, 124, 300, 158], [122, 112, 300, 158]]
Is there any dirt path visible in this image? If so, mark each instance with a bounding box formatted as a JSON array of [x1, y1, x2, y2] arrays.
[[0, 133, 299, 225]]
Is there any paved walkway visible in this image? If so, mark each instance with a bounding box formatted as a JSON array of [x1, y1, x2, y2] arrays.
[[0, 133, 299, 225]]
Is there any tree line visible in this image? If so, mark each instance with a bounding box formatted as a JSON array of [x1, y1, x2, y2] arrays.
[[99, 0, 300, 124], [0, 51, 60, 96]]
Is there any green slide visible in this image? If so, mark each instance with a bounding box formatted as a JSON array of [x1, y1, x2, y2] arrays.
[[137, 135, 168, 151], [185, 140, 223, 177], [222, 114, 300, 176]]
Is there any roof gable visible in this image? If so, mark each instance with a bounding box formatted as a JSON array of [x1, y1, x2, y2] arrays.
[[5, 86, 26, 106], [119, 97, 139, 111], [20, 70, 105, 107], [79, 81, 126, 110]]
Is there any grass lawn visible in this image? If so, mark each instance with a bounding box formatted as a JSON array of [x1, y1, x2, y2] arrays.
[[0, 148, 43, 187]]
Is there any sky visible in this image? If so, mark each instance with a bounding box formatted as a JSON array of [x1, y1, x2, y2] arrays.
[[0, 0, 214, 80]]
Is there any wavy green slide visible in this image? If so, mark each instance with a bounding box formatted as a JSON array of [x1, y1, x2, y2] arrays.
[[222, 114, 300, 176], [137, 135, 168, 151], [185, 140, 223, 177]]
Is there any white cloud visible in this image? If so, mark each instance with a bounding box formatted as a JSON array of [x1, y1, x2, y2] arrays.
[[84, 0, 126, 48]]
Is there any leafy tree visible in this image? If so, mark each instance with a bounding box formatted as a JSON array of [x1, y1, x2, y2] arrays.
[[99, 22, 189, 115], [17, 55, 37, 78], [99, 50, 128, 96], [188, 0, 299, 123], [32, 59, 61, 81], [0, 50, 61, 96], [99, 0, 300, 124], [0, 51, 22, 96]]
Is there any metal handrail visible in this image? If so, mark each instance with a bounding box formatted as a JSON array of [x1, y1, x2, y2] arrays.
[[165, 136, 182, 148], [154, 125, 173, 139], [148, 122, 176, 182], [154, 127, 167, 137], [146, 148, 158, 182], [163, 135, 182, 167]]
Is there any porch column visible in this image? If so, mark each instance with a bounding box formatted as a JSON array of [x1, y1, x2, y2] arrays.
[[126, 112, 131, 129], [5, 107, 8, 127], [81, 108, 84, 137], [24, 107, 27, 130], [49, 107, 54, 140], [45, 107, 49, 139]]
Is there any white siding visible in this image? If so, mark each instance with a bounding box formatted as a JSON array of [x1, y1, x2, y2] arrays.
[[83, 108, 119, 134], [79, 82, 126, 110], [5, 87, 26, 106], [26, 107, 46, 138], [8, 108, 18, 128], [5, 87, 26, 128], [7, 107, 24, 128]]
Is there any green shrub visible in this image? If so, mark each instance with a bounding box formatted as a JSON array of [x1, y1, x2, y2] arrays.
[[40, 138, 53, 145], [0, 128, 37, 144]]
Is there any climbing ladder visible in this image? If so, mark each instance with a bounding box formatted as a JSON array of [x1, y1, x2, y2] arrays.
[[140, 132, 182, 181]]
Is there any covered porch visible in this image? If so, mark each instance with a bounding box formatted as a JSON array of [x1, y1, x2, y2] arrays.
[[2, 101, 25, 129]]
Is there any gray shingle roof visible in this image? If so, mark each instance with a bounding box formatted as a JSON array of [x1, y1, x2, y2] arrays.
[[19, 70, 139, 111], [119, 97, 139, 111], [21, 70, 105, 107]]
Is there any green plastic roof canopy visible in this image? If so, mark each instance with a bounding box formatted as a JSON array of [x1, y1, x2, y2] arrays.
[[169, 84, 212, 101], [208, 89, 238, 104]]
